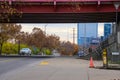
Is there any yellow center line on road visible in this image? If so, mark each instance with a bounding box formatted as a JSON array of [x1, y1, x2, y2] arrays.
[[40, 61, 49, 65]]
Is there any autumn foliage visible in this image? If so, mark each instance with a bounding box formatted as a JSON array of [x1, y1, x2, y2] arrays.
[[0, 1, 22, 22], [0, 23, 78, 55], [0, 24, 21, 55]]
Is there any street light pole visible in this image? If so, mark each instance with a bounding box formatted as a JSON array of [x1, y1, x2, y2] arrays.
[[114, 3, 120, 51], [73, 28, 75, 44], [44, 24, 48, 35], [67, 27, 69, 42], [84, 23, 86, 48]]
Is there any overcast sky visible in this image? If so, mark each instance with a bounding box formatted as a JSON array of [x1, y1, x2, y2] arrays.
[[20, 23, 104, 44]]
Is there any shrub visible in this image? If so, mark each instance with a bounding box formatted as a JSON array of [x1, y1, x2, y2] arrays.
[[2, 42, 32, 55], [2, 42, 13, 55], [32, 47, 40, 55], [42, 48, 52, 55]]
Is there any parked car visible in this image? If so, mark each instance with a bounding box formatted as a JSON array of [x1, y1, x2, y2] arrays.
[[19, 48, 32, 56], [78, 51, 84, 57]]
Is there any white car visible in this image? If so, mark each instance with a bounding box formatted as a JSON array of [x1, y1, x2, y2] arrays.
[[20, 48, 32, 56]]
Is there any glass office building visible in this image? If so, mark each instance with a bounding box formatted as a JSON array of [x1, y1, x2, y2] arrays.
[[77, 23, 98, 47]]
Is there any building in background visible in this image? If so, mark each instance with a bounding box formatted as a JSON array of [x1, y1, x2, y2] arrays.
[[77, 23, 98, 48], [104, 23, 112, 39]]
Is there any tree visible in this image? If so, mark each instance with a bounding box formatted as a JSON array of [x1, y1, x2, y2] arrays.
[[0, 24, 21, 55], [18, 27, 46, 49], [45, 34, 60, 50], [58, 41, 79, 56], [30, 27, 46, 49], [18, 27, 60, 52], [73, 44, 79, 55], [59, 41, 73, 55], [2, 42, 13, 55], [0, 1, 22, 22]]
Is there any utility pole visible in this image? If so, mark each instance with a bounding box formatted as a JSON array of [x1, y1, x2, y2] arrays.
[[44, 24, 48, 35], [84, 23, 86, 48], [83, 23, 86, 53], [44, 24, 48, 48], [73, 28, 75, 44], [114, 3, 120, 51], [67, 27, 69, 42]]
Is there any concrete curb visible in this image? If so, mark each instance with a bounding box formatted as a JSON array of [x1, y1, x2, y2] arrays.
[[95, 66, 120, 70], [0, 55, 55, 58]]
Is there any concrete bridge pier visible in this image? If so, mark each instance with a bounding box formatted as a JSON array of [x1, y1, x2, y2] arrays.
[[117, 21, 120, 52], [106, 20, 120, 64], [108, 19, 120, 52]]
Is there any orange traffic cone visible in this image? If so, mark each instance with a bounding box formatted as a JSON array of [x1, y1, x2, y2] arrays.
[[89, 57, 95, 68]]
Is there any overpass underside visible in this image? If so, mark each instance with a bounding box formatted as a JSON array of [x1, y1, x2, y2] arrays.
[[8, 12, 120, 23], [0, 0, 120, 23]]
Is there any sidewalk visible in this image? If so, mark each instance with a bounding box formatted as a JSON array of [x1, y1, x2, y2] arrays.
[[94, 60, 120, 70]]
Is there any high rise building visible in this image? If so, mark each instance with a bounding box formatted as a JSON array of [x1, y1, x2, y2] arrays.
[[104, 23, 112, 39], [77, 23, 98, 47]]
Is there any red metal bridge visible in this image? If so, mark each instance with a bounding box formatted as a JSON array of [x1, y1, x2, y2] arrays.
[[0, 0, 120, 23]]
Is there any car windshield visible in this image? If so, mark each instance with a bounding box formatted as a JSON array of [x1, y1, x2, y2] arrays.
[[22, 48, 29, 50]]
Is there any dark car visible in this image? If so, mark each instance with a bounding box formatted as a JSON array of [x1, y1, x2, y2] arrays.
[[78, 51, 84, 57]]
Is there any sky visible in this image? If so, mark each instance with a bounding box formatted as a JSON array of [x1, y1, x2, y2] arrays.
[[20, 23, 104, 44]]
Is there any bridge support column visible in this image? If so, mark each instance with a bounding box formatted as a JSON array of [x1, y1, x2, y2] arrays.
[[117, 21, 120, 52], [107, 21, 120, 64], [110, 21, 120, 52]]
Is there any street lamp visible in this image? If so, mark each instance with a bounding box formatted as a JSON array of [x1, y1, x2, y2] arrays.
[[44, 24, 48, 35], [114, 2, 119, 27], [73, 28, 75, 44], [114, 2, 120, 51]]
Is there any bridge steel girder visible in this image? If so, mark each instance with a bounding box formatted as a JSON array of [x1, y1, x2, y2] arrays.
[[3, 12, 119, 23], [15, 4, 120, 13], [0, 0, 120, 23]]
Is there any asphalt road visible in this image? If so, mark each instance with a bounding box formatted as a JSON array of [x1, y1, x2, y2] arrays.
[[0, 57, 120, 80], [0, 57, 44, 76]]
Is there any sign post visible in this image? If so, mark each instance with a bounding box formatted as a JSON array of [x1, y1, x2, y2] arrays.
[[102, 49, 108, 68]]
